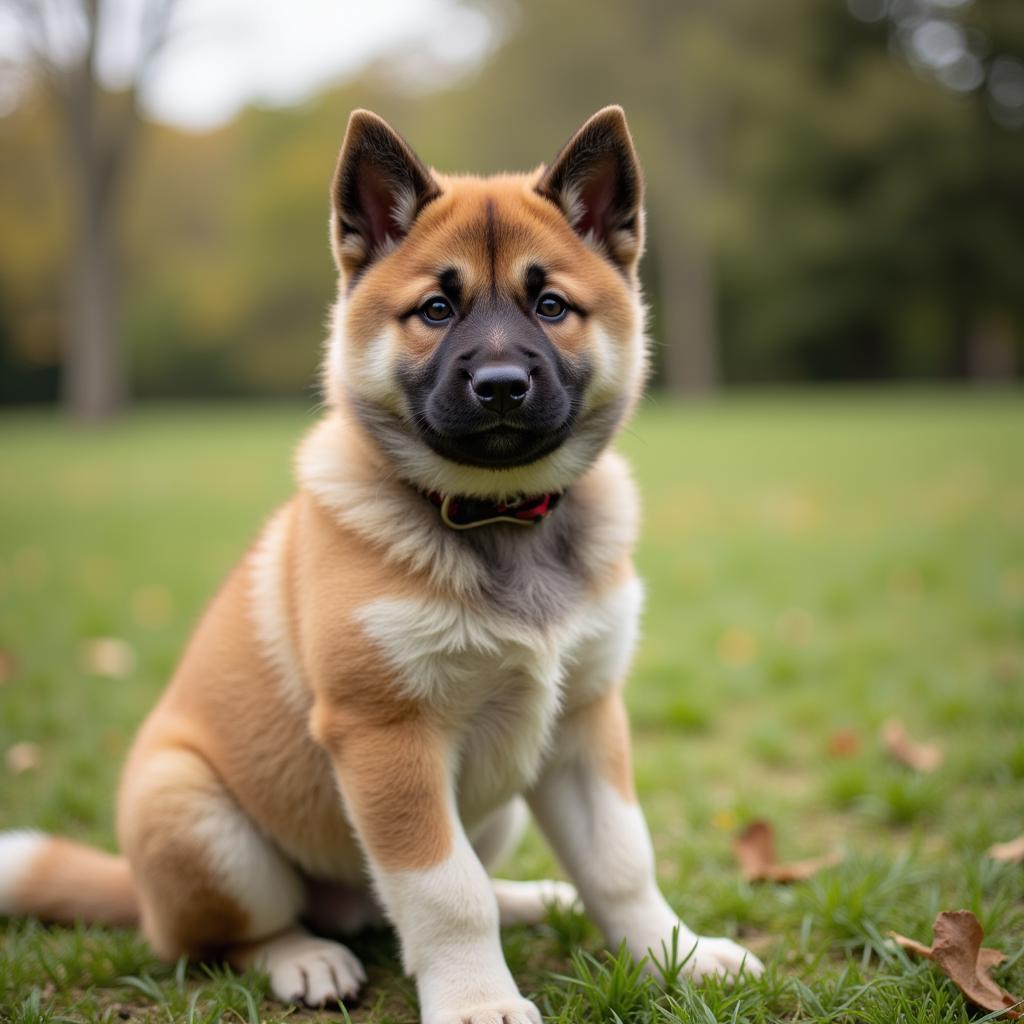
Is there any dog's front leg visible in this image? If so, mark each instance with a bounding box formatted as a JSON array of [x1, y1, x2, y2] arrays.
[[313, 706, 540, 1024], [528, 688, 763, 982]]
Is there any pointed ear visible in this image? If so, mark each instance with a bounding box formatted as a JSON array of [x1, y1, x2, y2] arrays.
[[330, 110, 441, 278], [536, 106, 644, 273]]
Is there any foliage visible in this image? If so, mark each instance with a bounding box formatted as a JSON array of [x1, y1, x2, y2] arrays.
[[1, 2, 1023, 401]]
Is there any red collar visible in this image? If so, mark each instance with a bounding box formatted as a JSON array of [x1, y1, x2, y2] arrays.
[[423, 489, 563, 530]]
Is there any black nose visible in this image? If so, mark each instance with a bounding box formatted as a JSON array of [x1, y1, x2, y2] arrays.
[[470, 363, 531, 414]]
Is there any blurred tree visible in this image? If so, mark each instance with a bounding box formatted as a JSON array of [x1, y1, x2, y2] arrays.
[[0, 88, 66, 403], [0, 0, 1020, 403], [119, 80, 406, 399], [436, 0, 1022, 390], [717, 0, 1024, 382], [2, 0, 176, 419]]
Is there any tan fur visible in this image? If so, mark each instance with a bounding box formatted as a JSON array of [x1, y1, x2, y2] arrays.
[[108, 481, 464, 954], [578, 689, 637, 804], [117, 745, 253, 958], [312, 708, 453, 871], [124, 556, 356, 880], [119, 493, 450, 891], [12, 839, 137, 925]]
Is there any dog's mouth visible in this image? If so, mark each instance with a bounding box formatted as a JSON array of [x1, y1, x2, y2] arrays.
[[414, 419, 574, 469]]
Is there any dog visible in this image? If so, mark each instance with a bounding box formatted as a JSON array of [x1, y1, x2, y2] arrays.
[[0, 106, 761, 1023]]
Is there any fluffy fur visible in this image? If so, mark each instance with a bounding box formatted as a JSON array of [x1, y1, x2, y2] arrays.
[[0, 107, 761, 1021]]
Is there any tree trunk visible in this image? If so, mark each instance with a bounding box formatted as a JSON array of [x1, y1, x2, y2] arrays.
[[656, 230, 719, 396], [18, 0, 160, 419], [56, 0, 134, 423], [63, 193, 124, 419], [648, 98, 722, 397]]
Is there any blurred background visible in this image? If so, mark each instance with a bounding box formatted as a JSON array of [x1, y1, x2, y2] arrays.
[[1, 0, 1022, 417], [1, 7, 1023, 1018]]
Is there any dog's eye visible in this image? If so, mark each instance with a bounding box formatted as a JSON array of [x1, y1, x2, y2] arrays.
[[536, 294, 568, 321], [421, 297, 454, 324]]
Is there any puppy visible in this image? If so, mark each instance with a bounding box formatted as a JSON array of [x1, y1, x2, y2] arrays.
[[0, 107, 761, 1023]]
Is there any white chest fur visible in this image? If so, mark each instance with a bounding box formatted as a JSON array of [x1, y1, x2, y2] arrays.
[[356, 576, 643, 824]]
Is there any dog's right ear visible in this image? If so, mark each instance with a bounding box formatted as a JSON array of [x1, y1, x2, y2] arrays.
[[330, 110, 441, 278]]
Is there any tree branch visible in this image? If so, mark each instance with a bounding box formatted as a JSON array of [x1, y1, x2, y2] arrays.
[[3, 0, 63, 80], [95, 0, 177, 208]]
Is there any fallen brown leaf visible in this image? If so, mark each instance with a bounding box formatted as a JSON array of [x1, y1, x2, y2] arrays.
[[989, 836, 1024, 865], [881, 718, 944, 773], [733, 820, 842, 883], [890, 910, 1021, 1019], [827, 728, 860, 758]]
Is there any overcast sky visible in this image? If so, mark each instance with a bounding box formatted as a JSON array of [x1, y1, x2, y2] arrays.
[[0, 0, 499, 130]]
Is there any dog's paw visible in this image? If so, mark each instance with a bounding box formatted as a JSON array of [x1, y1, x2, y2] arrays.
[[261, 933, 366, 1006], [431, 997, 542, 1024], [682, 935, 764, 982], [539, 878, 580, 913], [492, 877, 580, 926]]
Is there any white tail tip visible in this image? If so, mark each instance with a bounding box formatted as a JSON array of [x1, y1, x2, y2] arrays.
[[0, 830, 46, 914]]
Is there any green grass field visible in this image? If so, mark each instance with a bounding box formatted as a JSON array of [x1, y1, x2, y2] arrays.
[[1, 391, 1022, 1023]]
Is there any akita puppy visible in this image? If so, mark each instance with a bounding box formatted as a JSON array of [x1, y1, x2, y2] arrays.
[[0, 107, 761, 1022]]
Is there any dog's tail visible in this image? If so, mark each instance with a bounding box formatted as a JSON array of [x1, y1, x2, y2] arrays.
[[0, 830, 138, 925]]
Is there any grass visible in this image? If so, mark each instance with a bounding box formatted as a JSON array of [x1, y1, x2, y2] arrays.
[[0, 389, 1022, 1022]]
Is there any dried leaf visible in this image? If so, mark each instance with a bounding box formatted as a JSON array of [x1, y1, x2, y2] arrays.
[[881, 718, 943, 773], [5, 741, 40, 775], [733, 820, 842, 883], [827, 728, 860, 758], [989, 836, 1024, 865], [890, 910, 1021, 1019]]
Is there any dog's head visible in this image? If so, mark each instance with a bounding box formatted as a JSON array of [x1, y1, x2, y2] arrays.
[[324, 107, 647, 499]]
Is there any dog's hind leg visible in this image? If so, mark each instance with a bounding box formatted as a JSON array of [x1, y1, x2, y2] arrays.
[[118, 744, 365, 1007], [472, 799, 579, 926]]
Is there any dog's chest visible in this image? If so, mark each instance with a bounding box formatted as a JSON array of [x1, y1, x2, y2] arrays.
[[355, 575, 642, 823]]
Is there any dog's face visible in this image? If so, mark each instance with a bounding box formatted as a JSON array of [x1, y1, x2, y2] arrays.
[[324, 107, 647, 499]]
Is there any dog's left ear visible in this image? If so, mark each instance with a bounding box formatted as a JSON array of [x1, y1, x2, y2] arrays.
[[537, 106, 644, 273], [331, 109, 441, 278]]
